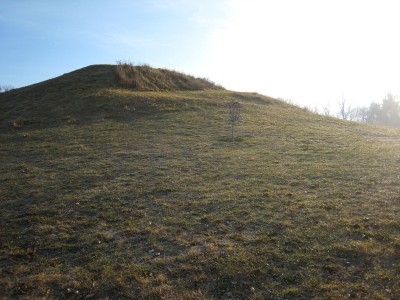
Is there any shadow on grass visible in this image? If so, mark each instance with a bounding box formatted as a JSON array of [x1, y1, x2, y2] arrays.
[[218, 136, 245, 143]]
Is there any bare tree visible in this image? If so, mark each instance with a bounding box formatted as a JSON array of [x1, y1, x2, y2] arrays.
[[0, 84, 14, 92], [322, 105, 332, 117], [350, 106, 369, 122], [337, 95, 352, 120]]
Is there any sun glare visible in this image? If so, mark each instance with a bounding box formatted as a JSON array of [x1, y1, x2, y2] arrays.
[[201, 0, 400, 108]]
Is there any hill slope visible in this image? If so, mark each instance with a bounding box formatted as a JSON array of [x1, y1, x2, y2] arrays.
[[0, 65, 399, 299], [0, 64, 223, 130]]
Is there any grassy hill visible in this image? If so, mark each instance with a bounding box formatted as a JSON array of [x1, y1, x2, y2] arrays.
[[0, 65, 399, 299]]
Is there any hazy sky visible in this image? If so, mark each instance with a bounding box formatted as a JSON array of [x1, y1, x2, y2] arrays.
[[1, 0, 399, 110]]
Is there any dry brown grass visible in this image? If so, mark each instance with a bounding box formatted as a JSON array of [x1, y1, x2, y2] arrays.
[[115, 61, 224, 91], [0, 65, 399, 299]]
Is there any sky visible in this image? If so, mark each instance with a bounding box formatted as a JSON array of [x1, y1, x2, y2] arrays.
[[1, 0, 399, 111]]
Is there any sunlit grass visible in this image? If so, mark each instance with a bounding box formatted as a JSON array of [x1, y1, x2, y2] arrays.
[[0, 65, 399, 299]]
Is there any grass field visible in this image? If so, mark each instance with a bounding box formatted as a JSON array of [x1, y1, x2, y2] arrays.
[[0, 65, 399, 299]]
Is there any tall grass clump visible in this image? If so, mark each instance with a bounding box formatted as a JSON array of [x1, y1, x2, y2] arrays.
[[115, 61, 224, 91]]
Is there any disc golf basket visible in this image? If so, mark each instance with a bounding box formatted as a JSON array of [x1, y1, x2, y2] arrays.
[[227, 100, 242, 141]]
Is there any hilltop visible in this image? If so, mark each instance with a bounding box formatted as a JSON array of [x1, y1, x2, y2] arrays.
[[0, 64, 223, 130], [0, 65, 399, 299]]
